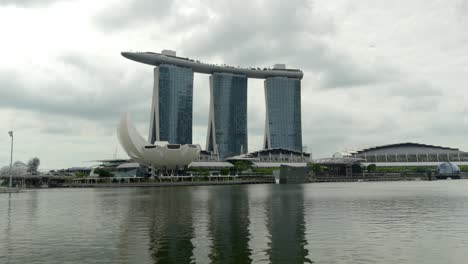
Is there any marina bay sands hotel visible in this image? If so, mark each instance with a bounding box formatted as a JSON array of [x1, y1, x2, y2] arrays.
[[121, 50, 303, 160]]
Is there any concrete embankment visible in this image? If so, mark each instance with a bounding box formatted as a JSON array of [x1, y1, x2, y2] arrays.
[[67, 179, 275, 188], [311, 173, 430, 183]]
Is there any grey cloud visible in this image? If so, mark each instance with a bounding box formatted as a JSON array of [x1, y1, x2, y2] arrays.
[[299, 46, 396, 89], [183, 0, 333, 62], [94, 0, 391, 90], [248, 109, 266, 136], [428, 118, 468, 137], [95, 0, 175, 30], [177, 0, 395, 90], [385, 79, 442, 98], [40, 126, 74, 135], [0, 54, 152, 123], [370, 80, 444, 112], [462, 107, 468, 114], [300, 96, 444, 157], [0, 0, 65, 7], [457, 0, 468, 15], [193, 107, 208, 127]]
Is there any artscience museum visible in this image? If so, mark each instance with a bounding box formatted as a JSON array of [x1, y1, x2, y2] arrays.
[[117, 114, 200, 171]]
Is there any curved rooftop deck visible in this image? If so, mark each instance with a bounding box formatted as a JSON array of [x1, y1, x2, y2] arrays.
[[121, 51, 303, 79]]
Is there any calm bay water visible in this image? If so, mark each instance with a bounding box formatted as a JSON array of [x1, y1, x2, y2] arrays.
[[2, 181, 468, 263]]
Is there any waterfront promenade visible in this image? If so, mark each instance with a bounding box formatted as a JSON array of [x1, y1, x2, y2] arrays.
[[67, 178, 275, 188], [3, 172, 467, 188], [0, 174, 275, 188]]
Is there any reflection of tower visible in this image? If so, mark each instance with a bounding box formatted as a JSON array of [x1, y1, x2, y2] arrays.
[[206, 73, 248, 159], [5, 194, 12, 263], [149, 64, 194, 144], [266, 185, 311, 264], [148, 188, 195, 263], [208, 186, 251, 263], [264, 77, 302, 152], [115, 190, 152, 263]]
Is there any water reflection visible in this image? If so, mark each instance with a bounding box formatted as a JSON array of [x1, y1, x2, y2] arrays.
[[147, 188, 195, 263], [207, 186, 252, 263], [5, 194, 13, 264], [190, 187, 212, 263], [134, 185, 312, 263], [266, 185, 312, 264], [247, 185, 271, 263]]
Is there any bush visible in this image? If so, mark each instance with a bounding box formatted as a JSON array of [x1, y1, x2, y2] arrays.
[[252, 168, 276, 175], [231, 161, 252, 172], [375, 166, 434, 173], [75, 172, 88, 178], [94, 168, 113, 177], [309, 163, 323, 174], [220, 168, 230, 175], [352, 164, 363, 174], [367, 164, 377, 173]]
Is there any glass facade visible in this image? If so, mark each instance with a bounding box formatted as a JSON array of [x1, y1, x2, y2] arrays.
[[151, 64, 193, 144], [207, 73, 248, 160], [264, 77, 302, 152]]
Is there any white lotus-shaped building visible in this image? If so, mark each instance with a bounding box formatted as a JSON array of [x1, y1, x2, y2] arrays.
[[117, 114, 200, 170]]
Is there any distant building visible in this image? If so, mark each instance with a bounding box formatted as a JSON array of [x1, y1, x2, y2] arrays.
[[227, 148, 310, 168], [188, 161, 234, 172], [313, 156, 365, 177], [196, 150, 220, 162], [206, 72, 248, 160], [264, 77, 302, 152], [89, 159, 146, 178], [65, 167, 92, 176], [149, 64, 193, 144], [122, 50, 304, 161], [117, 114, 201, 172], [335, 142, 468, 165]]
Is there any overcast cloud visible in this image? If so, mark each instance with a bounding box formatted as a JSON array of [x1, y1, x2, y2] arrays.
[[0, 0, 467, 169]]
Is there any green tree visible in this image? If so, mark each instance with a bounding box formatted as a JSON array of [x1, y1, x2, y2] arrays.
[[94, 168, 113, 177], [75, 172, 88, 178], [367, 164, 377, 173], [310, 163, 323, 174], [220, 167, 230, 175], [27, 157, 40, 174], [230, 161, 252, 173], [352, 164, 363, 174]]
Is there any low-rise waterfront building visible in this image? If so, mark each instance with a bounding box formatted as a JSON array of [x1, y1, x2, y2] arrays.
[[335, 142, 468, 166], [89, 159, 148, 178], [226, 148, 311, 168]]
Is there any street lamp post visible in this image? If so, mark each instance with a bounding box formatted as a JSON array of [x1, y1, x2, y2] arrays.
[[8, 131, 13, 188]]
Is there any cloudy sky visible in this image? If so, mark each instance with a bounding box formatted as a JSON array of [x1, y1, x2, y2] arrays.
[[0, 0, 467, 169]]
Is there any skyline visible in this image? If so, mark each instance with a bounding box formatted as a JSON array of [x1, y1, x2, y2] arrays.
[[1, 0, 468, 169]]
